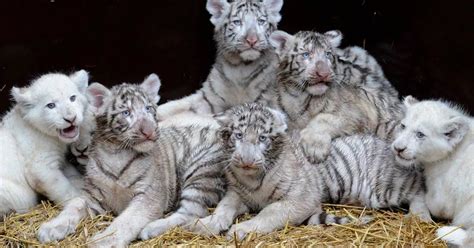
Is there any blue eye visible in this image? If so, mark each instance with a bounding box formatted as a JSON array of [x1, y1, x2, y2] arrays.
[[325, 51, 332, 58], [302, 52, 310, 59], [257, 19, 266, 25], [232, 20, 242, 26], [145, 106, 153, 113], [400, 123, 406, 130], [70, 95, 76, 102], [258, 135, 267, 142], [46, 103, 56, 109], [416, 131, 425, 139], [235, 132, 243, 139], [122, 110, 130, 117]]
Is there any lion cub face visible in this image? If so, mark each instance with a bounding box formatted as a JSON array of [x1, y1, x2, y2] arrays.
[[392, 96, 470, 166], [11, 70, 89, 143]]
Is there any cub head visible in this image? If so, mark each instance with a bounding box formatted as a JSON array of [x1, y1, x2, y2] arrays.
[[217, 103, 287, 175], [11, 70, 89, 143], [87, 74, 161, 153], [391, 96, 470, 166], [270, 30, 343, 96], [207, 0, 283, 63]]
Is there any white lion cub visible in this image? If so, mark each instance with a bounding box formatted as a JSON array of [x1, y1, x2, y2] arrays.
[[392, 96, 474, 247], [0, 70, 91, 216]]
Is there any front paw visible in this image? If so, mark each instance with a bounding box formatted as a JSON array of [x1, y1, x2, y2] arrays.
[[139, 219, 171, 240], [299, 130, 331, 164], [226, 223, 255, 241], [37, 218, 76, 243], [88, 231, 126, 248], [187, 215, 227, 236]]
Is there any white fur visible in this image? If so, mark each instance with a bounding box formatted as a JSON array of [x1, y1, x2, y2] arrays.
[[0, 71, 91, 216], [392, 97, 474, 247]]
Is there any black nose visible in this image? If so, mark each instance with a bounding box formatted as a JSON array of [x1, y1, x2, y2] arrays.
[[394, 146, 406, 153], [64, 116, 76, 124]]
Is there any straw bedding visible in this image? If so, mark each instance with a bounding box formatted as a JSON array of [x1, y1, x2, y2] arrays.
[[0, 201, 448, 247]]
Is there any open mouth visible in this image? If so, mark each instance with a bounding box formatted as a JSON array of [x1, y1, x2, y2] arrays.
[[59, 125, 79, 139]]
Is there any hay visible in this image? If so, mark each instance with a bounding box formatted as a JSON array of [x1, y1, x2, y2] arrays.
[[1, 201, 448, 247]]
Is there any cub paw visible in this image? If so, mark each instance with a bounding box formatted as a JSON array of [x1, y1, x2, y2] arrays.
[[299, 130, 332, 164], [226, 223, 255, 241], [139, 219, 171, 240], [187, 215, 226, 236], [37, 218, 76, 243], [88, 231, 126, 248], [436, 226, 466, 246]]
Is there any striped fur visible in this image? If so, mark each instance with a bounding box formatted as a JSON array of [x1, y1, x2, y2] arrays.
[[269, 30, 403, 163], [189, 104, 430, 240], [37, 75, 228, 247], [155, 0, 283, 119]]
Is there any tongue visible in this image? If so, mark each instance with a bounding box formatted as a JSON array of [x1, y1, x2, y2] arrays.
[[61, 126, 78, 139]]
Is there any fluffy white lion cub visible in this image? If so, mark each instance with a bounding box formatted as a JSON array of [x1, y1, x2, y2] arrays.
[[392, 96, 474, 247], [0, 70, 91, 216]]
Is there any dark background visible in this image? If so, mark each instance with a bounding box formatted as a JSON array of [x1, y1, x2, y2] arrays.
[[1, 0, 473, 114]]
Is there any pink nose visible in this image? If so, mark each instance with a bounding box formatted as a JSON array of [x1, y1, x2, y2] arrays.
[[315, 61, 331, 80], [246, 35, 258, 47], [139, 120, 156, 140]]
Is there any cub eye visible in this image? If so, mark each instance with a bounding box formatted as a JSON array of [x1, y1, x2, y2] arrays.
[[258, 135, 267, 142], [325, 51, 332, 58], [145, 106, 153, 113], [232, 20, 242, 26], [70, 95, 76, 102], [46, 103, 56, 109], [400, 123, 406, 130], [257, 19, 266, 25], [302, 52, 310, 59], [122, 110, 130, 117], [235, 132, 243, 139], [415, 131, 425, 139]]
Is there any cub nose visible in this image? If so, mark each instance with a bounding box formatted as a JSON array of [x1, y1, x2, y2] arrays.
[[245, 35, 258, 47], [314, 61, 331, 80], [64, 116, 76, 124], [394, 146, 406, 154]]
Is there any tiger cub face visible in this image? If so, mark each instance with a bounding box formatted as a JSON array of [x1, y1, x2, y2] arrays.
[[207, 0, 283, 62], [270, 30, 343, 96], [217, 103, 287, 175], [87, 74, 161, 152]]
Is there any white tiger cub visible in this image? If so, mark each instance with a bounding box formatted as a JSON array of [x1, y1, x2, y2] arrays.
[[269, 30, 402, 163], [0, 70, 91, 216], [156, 0, 283, 119], [392, 96, 474, 247], [189, 103, 430, 240]]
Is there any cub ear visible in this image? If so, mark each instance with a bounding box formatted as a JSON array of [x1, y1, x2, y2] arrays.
[[268, 107, 288, 133], [442, 116, 469, 146], [11, 86, 32, 108], [263, 0, 283, 23], [206, 0, 230, 26], [140, 73, 161, 104], [214, 111, 233, 142], [403, 95, 419, 108], [87, 83, 111, 113], [69, 70, 89, 93], [270, 30, 294, 55], [324, 30, 343, 48]]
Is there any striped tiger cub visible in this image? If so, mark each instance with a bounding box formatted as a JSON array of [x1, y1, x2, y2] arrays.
[[189, 103, 431, 240], [269, 30, 403, 163], [155, 0, 283, 119], [37, 74, 228, 247]]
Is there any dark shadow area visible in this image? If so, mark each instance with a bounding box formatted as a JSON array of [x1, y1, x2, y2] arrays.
[[1, 0, 473, 113]]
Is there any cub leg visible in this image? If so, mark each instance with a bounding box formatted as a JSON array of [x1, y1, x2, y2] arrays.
[[0, 178, 37, 216], [188, 190, 249, 236]]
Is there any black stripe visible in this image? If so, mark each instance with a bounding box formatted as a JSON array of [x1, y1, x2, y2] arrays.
[[94, 158, 118, 180], [118, 153, 142, 177]]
